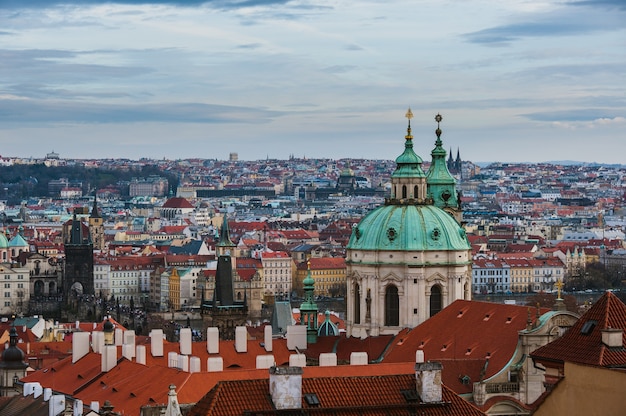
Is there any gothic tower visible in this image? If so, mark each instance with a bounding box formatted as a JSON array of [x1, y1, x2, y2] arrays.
[[89, 194, 105, 252], [64, 209, 94, 300]]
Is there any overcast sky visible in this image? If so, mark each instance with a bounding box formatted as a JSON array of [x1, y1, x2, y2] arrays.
[[0, 0, 624, 163]]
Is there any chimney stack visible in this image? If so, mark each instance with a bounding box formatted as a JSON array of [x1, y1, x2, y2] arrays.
[[601, 328, 623, 348], [415, 351, 443, 403], [269, 366, 302, 410]]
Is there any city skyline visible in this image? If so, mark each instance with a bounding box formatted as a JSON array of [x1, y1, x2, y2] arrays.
[[0, 0, 624, 163]]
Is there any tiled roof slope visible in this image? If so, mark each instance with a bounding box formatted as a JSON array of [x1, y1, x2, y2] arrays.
[[531, 291, 626, 367], [188, 371, 486, 416], [382, 300, 549, 379]]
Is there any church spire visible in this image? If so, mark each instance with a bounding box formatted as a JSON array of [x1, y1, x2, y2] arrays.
[[300, 261, 319, 344], [217, 214, 235, 249], [388, 108, 428, 204], [426, 114, 461, 222], [90, 192, 101, 219]]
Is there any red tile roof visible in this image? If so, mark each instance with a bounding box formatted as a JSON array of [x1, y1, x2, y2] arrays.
[[188, 364, 486, 416], [162, 197, 194, 209], [531, 291, 626, 368], [382, 300, 550, 381]]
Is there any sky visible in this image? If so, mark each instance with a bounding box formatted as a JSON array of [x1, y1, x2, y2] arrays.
[[0, 0, 624, 164]]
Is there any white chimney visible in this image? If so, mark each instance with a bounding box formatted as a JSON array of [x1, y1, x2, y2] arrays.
[[264, 325, 273, 352], [101, 345, 117, 372], [72, 332, 90, 363], [207, 357, 224, 372], [178, 354, 189, 372], [168, 352, 179, 368], [92, 322, 97, 330], [286, 325, 307, 350], [23, 382, 43, 398], [49, 394, 66, 416], [190, 356, 201, 373], [415, 352, 443, 403], [289, 354, 307, 368], [75, 320, 80, 329], [122, 344, 134, 361], [601, 328, 623, 348], [43, 388, 52, 401], [319, 353, 337, 367], [92, 331, 104, 354], [350, 352, 368, 365], [256, 355, 275, 369], [90, 402, 100, 413], [114, 328, 123, 346], [235, 326, 247, 353], [150, 329, 164, 357], [269, 366, 302, 410], [180, 328, 192, 355], [73, 399, 83, 416], [136, 345, 146, 365], [123, 330, 136, 347], [207, 327, 219, 354]]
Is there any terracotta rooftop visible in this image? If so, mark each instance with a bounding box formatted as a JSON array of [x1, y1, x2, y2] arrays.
[[531, 291, 626, 368], [188, 364, 486, 416]]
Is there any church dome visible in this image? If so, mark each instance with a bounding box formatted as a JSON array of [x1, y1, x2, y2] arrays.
[[0, 232, 8, 249], [0, 327, 27, 369], [318, 310, 339, 337], [348, 204, 469, 252]]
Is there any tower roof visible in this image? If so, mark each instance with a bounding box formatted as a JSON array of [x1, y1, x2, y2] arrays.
[[217, 215, 235, 248], [391, 108, 426, 179]]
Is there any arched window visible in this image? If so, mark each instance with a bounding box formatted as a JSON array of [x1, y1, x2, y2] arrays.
[[34, 280, 44, 296], [385, 285, 399, 326], [354, 284, 361, 324], [414, 185, 418, 199], [402, 185, 407, 199], [430, 284, 442, 317], [464, 281, 470, 300], [49, 281, 56, 294]]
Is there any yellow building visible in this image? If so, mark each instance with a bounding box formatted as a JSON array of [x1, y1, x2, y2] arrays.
[[169, 267, 180, 311], [295, 257, 346, 297], [506, 258, 534, 293]]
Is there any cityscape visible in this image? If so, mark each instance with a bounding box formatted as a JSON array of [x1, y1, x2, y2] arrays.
[[1, 0, 625, 415], [0, 111, 624, 415]]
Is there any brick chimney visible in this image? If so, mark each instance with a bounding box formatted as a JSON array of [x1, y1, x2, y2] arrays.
[[269, 366, 302, 410]]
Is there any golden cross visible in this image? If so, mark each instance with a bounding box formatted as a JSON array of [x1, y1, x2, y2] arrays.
[[555, 279, 564, 300]]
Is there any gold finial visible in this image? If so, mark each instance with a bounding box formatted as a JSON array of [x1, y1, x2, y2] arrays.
[[405, 108, 413, 139], [555, 278, 564, 300]]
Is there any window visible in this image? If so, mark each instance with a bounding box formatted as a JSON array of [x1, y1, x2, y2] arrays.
[[385, 285, 399, 326], [4, 292, 10, 298], [430, 285, 442, 317], [3, 283, 9, 288]]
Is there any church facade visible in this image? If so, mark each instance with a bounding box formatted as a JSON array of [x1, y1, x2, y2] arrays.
[[346, 111, 472, 338]]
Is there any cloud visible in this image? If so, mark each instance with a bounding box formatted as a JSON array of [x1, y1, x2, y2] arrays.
[[522, 109, 625, 123], [0, 99, 284, 124], [464, 4, 625, 45], [571, 0, 626, 11], [0, 0, 292, 10]]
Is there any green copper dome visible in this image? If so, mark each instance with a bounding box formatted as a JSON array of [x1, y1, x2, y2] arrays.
[[347, 204, 470, 252], [0, 232, 8, 249]]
